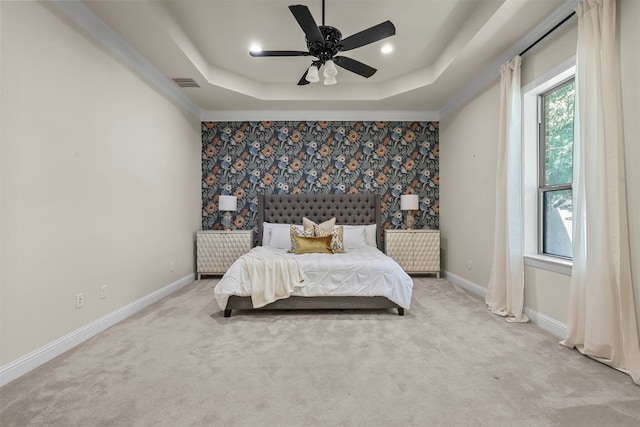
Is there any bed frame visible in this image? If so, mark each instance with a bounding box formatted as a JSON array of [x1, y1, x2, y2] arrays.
[[223, 193, 405, 317]]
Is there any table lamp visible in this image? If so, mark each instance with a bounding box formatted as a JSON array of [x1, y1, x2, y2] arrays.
[[218, 195, 237, 231], [400, 194, 419, 230]]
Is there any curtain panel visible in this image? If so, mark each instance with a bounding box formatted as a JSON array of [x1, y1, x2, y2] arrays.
[[561, 0, 640, 385], [486, 55, 528, 323]]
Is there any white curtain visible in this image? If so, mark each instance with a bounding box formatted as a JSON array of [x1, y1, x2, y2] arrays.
[[561, 0, 640, 385], [486, 56, 529, 323]]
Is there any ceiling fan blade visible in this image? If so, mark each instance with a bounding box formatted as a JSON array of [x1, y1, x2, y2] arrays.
[[333, 56, 377, 78], [289, 5, 324, 45], [250, 50, 310, 57], [297, 69, 311, 86], [339, 21, 396, 52]]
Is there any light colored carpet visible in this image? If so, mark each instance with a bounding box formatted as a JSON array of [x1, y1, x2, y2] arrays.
[[1, 278, 639, 426]]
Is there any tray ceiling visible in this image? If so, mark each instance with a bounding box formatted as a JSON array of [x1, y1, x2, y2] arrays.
[[71, 0, 575, 115]]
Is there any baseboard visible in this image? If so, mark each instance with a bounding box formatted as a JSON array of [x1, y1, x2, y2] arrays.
[[444, 271, 488, 299], [522, 307, 568, 339], [0, 273, 195, 387], [444, 270, 568, 339]]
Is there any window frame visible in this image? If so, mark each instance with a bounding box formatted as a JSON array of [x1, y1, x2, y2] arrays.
[[537, 78, 575, 260], [522, 58, 575, 275]]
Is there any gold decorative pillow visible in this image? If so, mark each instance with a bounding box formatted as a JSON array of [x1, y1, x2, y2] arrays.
[[303, 217, 336, 234], [294, 235, 334, 254], [314, 225, 345, 254], [289, 225, 314, 253]]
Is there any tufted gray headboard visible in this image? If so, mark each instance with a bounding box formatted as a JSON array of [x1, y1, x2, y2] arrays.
[[257, 194, 382, 249]]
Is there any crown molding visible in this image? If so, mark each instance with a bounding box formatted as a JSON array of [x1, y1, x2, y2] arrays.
[[439, 0, 579, 119], [201, 110, 440, 122], [51, 0, 579, 123], [50, 0, 203, 119]]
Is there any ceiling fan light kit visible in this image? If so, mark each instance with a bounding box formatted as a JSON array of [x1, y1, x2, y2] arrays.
[[305, 65, 320, 82], [320, 60, 338, 85], [323, 75, 337, 86], [250, 0, 395, 86]]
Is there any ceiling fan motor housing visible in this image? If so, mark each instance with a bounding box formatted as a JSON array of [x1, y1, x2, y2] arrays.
[[307, 26, 342, 63], [250, 4, 394, 84]]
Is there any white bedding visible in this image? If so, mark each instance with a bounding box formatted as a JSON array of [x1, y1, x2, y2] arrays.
[[214, 246, 413, 310], [242, 246, 307, 308]]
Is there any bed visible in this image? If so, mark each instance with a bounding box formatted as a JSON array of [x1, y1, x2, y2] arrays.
[[213, 194, 413, 317]]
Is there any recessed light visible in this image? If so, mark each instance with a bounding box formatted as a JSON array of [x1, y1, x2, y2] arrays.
[[250, 44, 262, 53], [381, 44, 393, 54]]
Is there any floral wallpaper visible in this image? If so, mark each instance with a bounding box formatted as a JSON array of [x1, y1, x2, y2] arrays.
[[201, 121, 439, 231]]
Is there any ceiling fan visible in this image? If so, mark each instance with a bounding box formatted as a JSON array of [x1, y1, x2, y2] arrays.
[[249, 0, 396, 85]]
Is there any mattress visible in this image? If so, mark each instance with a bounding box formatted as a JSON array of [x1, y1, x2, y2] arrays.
[[214, 246, 414, 310]]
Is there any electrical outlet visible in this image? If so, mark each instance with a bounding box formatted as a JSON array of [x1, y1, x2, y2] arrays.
[[75, 293, 84, 309], [467, 260, 472, 270], [169, 261, 174, 272], [100, 285, 107, 299]]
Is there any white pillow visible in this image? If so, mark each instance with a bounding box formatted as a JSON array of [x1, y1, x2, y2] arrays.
[[342, 226, 367, 249], [363, 224, 377, 247], [303, 217, 336, 234], [341, 224, 377, 247], [261, 222, 275, 247], [263, 223, 301, 248]]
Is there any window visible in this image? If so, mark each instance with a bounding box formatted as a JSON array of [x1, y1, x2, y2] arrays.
[[539, 79, 574, 259], [522, 59, 575, 274]]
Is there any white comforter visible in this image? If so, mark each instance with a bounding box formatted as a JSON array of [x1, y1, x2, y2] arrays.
[[214, 246, 413, 310]]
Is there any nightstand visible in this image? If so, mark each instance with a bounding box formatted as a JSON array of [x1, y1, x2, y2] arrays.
[[196, 230, 253, 279], [385, 229, 440, 277]]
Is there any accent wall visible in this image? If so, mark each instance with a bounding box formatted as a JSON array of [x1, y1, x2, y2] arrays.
[[201, 121, 439, 231]]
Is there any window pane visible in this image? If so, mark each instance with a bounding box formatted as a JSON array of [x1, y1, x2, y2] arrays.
[[542, 189, 573, 258], [543, 81, 575, 186]]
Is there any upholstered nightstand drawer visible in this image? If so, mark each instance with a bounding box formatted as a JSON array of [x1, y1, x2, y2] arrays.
[[196, 230, 252, 278], [385, 229, 440, 277]]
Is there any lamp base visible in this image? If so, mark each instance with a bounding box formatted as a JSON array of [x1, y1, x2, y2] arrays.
[[221, 212, 233, 231], [405, 213, 415, 230]]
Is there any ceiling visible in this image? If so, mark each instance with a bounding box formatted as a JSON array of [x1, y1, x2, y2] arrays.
[[62, 0, 576, 118]]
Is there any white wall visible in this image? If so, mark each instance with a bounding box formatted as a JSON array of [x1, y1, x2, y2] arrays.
[[439, 84, 500, 287], [0, 2, 201, 365], [440, 0, 639, 327]]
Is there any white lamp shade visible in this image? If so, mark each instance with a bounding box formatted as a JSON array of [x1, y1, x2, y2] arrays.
[[306, 65, 319, 83], [323, 75, 337, 85], [218, 195, 237, 211], [323, 60, 338, 77], [400, 194, 419, 210]]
